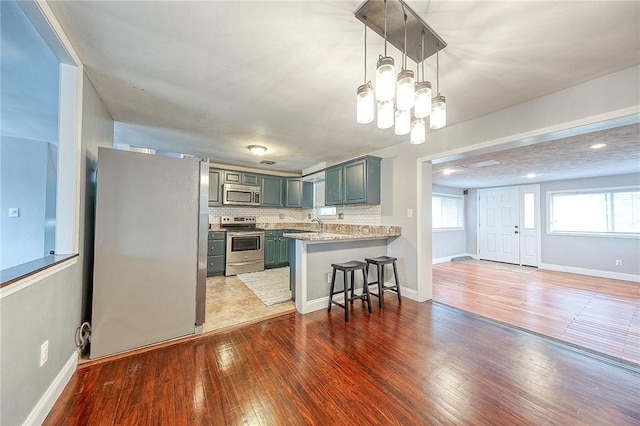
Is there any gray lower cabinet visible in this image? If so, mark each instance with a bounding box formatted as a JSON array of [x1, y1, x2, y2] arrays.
[[265, 230, 288, 268], [208, 169, 222, 206], [207, 231, 226, 276], [325, 156, 381, 206]]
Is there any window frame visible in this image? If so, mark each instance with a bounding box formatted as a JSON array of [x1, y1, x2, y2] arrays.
[[546, 185, 640, 239], [432, 192, 465, 232]]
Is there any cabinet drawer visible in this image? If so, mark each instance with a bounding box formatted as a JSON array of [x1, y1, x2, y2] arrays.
[[208, 231, 225, 241], [265, 230, 283, 238], [207, 255, 225, 273], [208, 240, 225, 256]]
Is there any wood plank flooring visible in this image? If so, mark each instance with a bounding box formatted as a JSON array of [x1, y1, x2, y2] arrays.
[[45, 300, 639, 425], [433, 261, 640, 365]]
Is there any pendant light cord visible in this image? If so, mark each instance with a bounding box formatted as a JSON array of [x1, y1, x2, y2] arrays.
[[436, 43, 440, 95], [363, 18, 367, 83], [383, 0, 388, 56], [402, 11, 408, 70], [420, 31, 425, 81]]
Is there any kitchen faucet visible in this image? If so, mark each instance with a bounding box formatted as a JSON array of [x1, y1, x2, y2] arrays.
[[311, 217, 324, 232]]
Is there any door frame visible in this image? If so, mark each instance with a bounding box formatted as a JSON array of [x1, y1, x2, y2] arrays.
[[476, 184, 541, 266]]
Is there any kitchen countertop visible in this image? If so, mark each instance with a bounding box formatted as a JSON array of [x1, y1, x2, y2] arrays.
[[209, 222, 401, 241]]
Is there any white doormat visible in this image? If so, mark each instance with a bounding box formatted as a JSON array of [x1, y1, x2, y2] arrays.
[[237, 267, 292, 306]]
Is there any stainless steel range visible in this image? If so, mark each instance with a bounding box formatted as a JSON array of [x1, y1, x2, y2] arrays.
[[221, 216, 265, 276]]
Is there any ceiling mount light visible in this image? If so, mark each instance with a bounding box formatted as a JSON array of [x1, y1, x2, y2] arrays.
[[354, 0, 447, 140], [430, 43, 446, 130], [443, 169, 455, 175], [248, 145, 267, 156], [356, 18, 374, 124], [526, 173, 536, 179]]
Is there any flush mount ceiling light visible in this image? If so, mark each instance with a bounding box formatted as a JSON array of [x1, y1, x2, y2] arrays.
[[355, 0, 447, 143], [248, 145, 267, 156], [590, 143, 607, 149]]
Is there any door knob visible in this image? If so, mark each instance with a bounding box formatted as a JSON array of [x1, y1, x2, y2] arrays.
[[515, 225, 519, 228]]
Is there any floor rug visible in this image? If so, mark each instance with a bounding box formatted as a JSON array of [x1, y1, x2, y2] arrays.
[[237, 267, 292, 306], [455, 258, 538, 274]]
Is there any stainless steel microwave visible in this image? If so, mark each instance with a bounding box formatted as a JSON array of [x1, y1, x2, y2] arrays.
[[222, 183, 261, 206]]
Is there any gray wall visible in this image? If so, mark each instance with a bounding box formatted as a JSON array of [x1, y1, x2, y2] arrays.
[[541, 173, 640, 275], [465, 189, 478, 255], [0, 73, 113, 425], [431, 185, 467, 259]]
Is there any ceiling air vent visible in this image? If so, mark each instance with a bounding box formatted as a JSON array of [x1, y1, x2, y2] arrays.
[[260, 160, 276, 165]]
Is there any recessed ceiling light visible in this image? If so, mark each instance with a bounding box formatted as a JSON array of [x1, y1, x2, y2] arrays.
[[526, 173, 536, 179], [590, 143, 607, 149], [443, 169, 455, 175], [461, 159, 500, 169]]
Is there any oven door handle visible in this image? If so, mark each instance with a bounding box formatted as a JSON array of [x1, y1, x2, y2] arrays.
[[227, 260, 263, 266]]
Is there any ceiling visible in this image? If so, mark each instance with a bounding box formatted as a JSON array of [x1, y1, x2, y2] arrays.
[[46, 1, 640, 172]]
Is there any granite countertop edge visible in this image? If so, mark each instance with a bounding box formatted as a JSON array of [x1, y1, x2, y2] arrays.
[[209, 222, 401, 241]]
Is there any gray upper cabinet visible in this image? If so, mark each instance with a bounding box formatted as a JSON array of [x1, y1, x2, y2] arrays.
[[208, 168, 222, 205], [285, 178, 303, 208], [224, 170, 260, 186], [261, 175, 284, 207], [325, 156, 381, 206]]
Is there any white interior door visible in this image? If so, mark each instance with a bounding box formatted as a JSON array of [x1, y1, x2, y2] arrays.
[[478, 188, 520, 264]]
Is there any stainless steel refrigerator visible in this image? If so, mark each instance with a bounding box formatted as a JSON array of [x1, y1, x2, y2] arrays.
[[90, 147, 208, 359]]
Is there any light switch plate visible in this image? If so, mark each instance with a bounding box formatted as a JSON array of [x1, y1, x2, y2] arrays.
[[9, 208, 19, 218], [407, 208, 413, 218]]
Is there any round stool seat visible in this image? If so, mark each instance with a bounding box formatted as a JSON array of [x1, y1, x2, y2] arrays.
[[331, 260, 367, 271], [364, 256, 397, 265]]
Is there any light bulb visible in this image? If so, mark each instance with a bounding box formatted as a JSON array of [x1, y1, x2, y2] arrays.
[[430, 95, 446, 129], [411, 117, 425, 144], [356, 83, 374, 124], [414, 81, 432, 118], [376, 57, 395, 101], [396, 70, 415, 110], [395, 108, 410, 135], [377, 100, 394, 129]]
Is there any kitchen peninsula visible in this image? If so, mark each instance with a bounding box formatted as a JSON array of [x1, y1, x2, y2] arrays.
[[283, 225, 401, 314]]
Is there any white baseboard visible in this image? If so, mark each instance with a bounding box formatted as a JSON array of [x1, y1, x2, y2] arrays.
[[24, 350, 78, 425], [303, 283, 419, 314], [539, 263, 640, 283], [432, 253, 476, 265]]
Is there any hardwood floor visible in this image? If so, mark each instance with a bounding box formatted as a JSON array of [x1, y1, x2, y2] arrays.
[[46, 299, 639, 425], [433, 261, 640, 365]]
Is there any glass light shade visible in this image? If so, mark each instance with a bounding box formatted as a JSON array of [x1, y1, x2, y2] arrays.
[[394, 108, 410, 135], [396, 70, 415, 110], [411, 117, 426, 144], [356, 83, 374, 124], [414, 81, 432, 118], [375, 56, 395, 101], [430, 95, 446, 129], [377, 100, 394, 129], [248, 145, 267, 156]]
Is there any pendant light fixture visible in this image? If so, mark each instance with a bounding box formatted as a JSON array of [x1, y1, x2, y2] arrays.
[[395, 108, 410, 135], [410, 117, 426, 144], [395, 10, 414, 111], [414, 31, 432, 119], [375, 0, 395, 102], [377, 100, 394, 129], [356, 18, 374, 124], [430, 43, 446, 130]]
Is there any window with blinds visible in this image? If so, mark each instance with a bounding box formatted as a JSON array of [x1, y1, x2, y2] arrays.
[[548, 186, 640, 236], [432, 193, 464, 230]]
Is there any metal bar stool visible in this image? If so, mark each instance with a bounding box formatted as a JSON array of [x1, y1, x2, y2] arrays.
[[365, 256, 401, 308], [328, 260, 372, 322]]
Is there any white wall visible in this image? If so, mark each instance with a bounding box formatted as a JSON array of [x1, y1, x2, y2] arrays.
[[367, 65, 639, 297]]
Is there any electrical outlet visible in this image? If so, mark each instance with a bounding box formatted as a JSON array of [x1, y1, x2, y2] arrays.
[[338, 213, 344, 220], [40, 340, 49, 367], [327, 272, 332, 283], [9, 208, 19, 218], [407, 208, 413, 218], [308, 213, 311, 219], [615, 260, 623, 266]]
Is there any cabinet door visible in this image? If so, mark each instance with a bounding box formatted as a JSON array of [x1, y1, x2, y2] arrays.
[[241, 173, 260, 186], [224, 170, 241, 184], [277, 237, 289, 265], [325, 166, 343, 206], [302, 181, 313, 209], [261, 176, 284, 207], [343, 159, 367, 204], [208, 169, 222, 205], [285, 178, 303, 208], [264, 236, 277, 267]]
